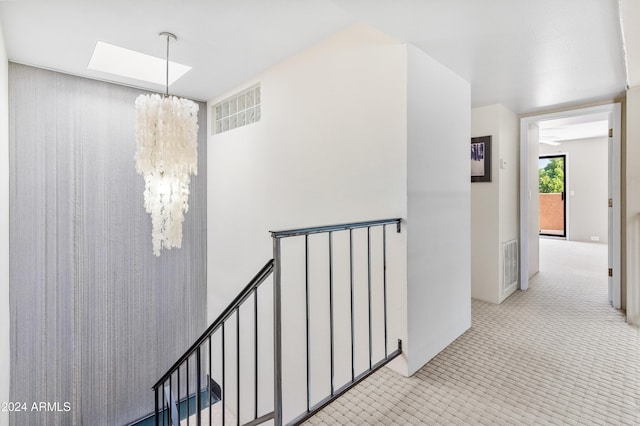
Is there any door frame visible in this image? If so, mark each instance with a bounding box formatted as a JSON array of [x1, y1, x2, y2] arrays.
[[538, 154, 567, 238], [519, 103, 621, 310]]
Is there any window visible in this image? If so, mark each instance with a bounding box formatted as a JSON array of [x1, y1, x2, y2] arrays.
[[213, 84, 261, 134]]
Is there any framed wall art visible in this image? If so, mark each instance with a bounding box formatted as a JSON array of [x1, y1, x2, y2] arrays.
[[471, 135, 491, 182]]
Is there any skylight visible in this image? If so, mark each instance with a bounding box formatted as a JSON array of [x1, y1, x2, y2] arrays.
[[88, 41, 191, 86]]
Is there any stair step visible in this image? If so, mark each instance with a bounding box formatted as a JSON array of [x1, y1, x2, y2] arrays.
[[179, 401, 237, 426], [128, 388, 221, 426]]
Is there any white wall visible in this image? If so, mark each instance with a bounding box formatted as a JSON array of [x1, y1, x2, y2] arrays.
[[470, 106, 500, 302], [208, 23, 474, 419], [540, 137, 608, 243], [527, 124, 540, 278], [208, 24, 408, 422], [497, 106, 519, 302], [207, 23, 407, 317], [470, 104, 518, 304], [406, 44, 470, 375], [626, 86, 640, 325], [0, 18, 8, 426]]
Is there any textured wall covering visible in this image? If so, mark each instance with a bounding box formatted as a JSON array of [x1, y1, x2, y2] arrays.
[[0, 19, 10, 426], [9, 63, 207, 425]]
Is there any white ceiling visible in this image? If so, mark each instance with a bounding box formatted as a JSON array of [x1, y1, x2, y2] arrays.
[[0, 0, 633, 114], [538, 112, 610, 144]]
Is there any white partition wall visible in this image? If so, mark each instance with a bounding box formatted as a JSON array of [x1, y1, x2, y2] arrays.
[[406, 44, 471, 375]]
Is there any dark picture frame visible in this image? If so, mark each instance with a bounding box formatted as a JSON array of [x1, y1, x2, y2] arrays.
[[471, 135, 492, 182]]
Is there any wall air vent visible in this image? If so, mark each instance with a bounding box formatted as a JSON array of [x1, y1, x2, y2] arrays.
[[212, 84, 261, 134], [502, 239, 519, 294]]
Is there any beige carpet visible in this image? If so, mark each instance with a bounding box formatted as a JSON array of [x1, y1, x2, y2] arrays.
[[304, 239, 640, 425]]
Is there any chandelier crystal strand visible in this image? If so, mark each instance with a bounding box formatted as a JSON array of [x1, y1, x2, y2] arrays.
[[134, 33, 199, 256]]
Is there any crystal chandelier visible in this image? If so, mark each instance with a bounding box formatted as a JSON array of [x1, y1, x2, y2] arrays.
[[135, 32, 199, 256]]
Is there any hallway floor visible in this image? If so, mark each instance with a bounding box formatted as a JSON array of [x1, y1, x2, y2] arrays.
[[304, 239, 640, 425]]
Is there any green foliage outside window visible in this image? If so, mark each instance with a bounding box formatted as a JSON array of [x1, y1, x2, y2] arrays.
[[539, 158, 564, 193]]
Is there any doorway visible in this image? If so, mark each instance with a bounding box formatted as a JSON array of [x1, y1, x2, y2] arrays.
[[519, 103, 621, 309], [538, 154, 566, 238]]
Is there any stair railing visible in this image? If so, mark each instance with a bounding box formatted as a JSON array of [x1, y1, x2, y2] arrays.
[[271, 218, 403, 425], [152, 260, 275, 426], [152, 218, 403, 426]]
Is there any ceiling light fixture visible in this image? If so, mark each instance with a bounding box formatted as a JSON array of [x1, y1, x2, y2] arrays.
[[135, 32, 199, 256]]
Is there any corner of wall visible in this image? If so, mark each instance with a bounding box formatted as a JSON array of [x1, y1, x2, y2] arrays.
[[497, 105, 519, 303], [625, 86, 640, 325], [470, 105, 500, 303], [0, 17, 10, 426], [470, 104, 519, 304]]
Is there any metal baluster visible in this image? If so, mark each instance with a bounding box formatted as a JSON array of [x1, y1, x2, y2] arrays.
[[209, 336, 212, 426], [329, 231, 335, 395], [164, 381, 169, 426], [187, 356, 190, 426], [154, 387, 159, 426], [367, 226, 372, 369], [237, 309, 241, 426], [160, 382, 169, 426], [169, 375, 173, 426], [305, 234, 310, 413], [177, 366, 181, 425], [197, 347, 202, 426], [254, 288, 259, 421], [222, 323, 226, 426], [273, 236, 283, 426], [349, 229, 355, 382], [383, 224, 388, 357]]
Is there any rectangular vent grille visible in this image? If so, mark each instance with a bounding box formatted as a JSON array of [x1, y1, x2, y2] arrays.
[[213, 84, 261, 134], [502, 239, 518, 293]]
